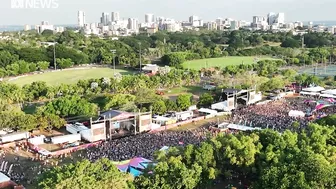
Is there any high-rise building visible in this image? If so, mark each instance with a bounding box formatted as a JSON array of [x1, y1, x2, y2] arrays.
[[78, 11, 86, 27], [207, 22, 217, 30], [230, 21, 240, 30], [215, 18, 223, 25], [276, 13, 285, 25], [189, 15, 199, 24], [252, 16, 266, 24], [189, 15, 203, 27], [101, 12, 110, 26], [41, 21, 49, 25], [128, 18, 138, 30], [145, 13, 154, 23], [267, 12, 285, 26], [267, 12, 277, 25], [111, 12, 120, 22]]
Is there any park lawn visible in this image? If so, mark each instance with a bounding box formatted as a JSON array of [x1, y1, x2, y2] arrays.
[[182, 56, 273, 70], [8, 68, 132, 86], [165, 85, 204, 95]]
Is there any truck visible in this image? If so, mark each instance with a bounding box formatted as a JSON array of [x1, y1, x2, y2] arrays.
[[51, 134, 81, 144], [0, 131, 30, 143], [173, 111, 194, 121]]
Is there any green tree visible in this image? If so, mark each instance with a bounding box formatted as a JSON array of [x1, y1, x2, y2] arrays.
[[176, 94, 192, 111], [38, 158, 133, 189], [281, 37, 301, 48], [161, 52, 186, 68], [151, 100, 167, 115], [56, 58, 74, 69], [37, 61, 50, 71], [198, 93, 214, 108]]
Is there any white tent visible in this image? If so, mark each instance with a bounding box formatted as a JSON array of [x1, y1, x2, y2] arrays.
[[211, 101, 233, 112], [0, 172, 10, 183], [321, 89, 336, 96], [227, 124, 262, 131], [288, 110, 305, 118], [320, 94, 336, 98], [198, 108, 218, 115], [300, 91, 320, 96], [302, 86, 325, 92]]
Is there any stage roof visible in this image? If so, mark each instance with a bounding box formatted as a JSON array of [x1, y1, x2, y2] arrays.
[[100, 110, 134, 120], [198, 108, 218, 115], [322, 89, 336, 95], [0, 172, 10, 183], [227, 124, 262, 131], [302, 86, 325, 92]]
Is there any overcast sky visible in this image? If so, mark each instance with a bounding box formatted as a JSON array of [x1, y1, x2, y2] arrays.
[[0, 0, 335, 25]]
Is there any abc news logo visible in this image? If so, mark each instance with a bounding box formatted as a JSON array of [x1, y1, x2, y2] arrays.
[[11, 0, 59, 9]]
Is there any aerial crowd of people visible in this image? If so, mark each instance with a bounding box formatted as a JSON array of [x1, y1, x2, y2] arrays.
[[2, 96, 336, 186]]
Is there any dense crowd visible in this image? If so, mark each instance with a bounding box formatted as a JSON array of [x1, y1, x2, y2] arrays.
[[3, 97, 336, 186], [231, 97, 336, 132], [79, 128, 212, 162]]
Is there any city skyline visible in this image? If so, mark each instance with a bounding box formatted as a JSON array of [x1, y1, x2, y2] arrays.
[[1, 0, 336, 25]]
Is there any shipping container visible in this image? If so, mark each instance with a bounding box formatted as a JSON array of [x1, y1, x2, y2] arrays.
[[0, 132, 30, 143], [51, 134, 81, 144]]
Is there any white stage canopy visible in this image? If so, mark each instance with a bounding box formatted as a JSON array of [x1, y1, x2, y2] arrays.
[[288, 110, 305, 118], [211, 101, 233, 112], [226, 124, 262, 131], [300, 91, 320, 96], [320, 94, 336, 98], [198, 108, 218, 115], [321, 89, 336, 96], [302, 86, 325, 92]]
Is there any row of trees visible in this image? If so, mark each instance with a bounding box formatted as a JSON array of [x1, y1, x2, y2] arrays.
[[2, 30, 336, 77], [0, 99, 65, 132], [37, 123, 336, 189], [0, 68, 200, 104]]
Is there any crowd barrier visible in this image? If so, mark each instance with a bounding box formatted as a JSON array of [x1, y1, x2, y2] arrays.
[[28, 140, 103, 157], [50, 141, 102, 156], [150, 116, 206, 132]]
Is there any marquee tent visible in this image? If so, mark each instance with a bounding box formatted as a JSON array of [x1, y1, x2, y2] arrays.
[[198, 108, 218, 115], [288, 110, 305, 118], [115, 157, 153, 177], [211, 101, 232, 112], [321, 89, 336, 96], [302, 86, 325, 92], [226, 124, 262, 131]]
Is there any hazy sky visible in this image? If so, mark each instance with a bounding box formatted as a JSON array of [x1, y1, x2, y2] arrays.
[[0, 0, 335, 25]]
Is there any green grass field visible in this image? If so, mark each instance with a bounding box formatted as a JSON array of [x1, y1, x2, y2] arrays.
[[9, 68, 132, 86], [182, 56, 273, 70]]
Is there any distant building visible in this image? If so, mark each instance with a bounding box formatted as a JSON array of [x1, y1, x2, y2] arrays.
[[252, 16, 267, 29], [101, 12, 110, 26], [308, 21, 314, 29], [189, 15, 203, 27], [145, 13, 154, 23], [56, 26, 65, 33], [37, 21, 54, 33], [78, 11, 85, 27], [294, 21, 303, 28], [23, 24, 31, 31], [267, 12, 285, 26], [128, 18, 138, 30], [328, 26, 336, 34], [207, 22, 217, 30], [146, 27, 158, 34], [230, 20, 240, 30], [111, 12, 120, 22]]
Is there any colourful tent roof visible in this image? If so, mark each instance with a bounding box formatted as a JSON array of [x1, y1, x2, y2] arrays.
[[115, 157, 153, 176]]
